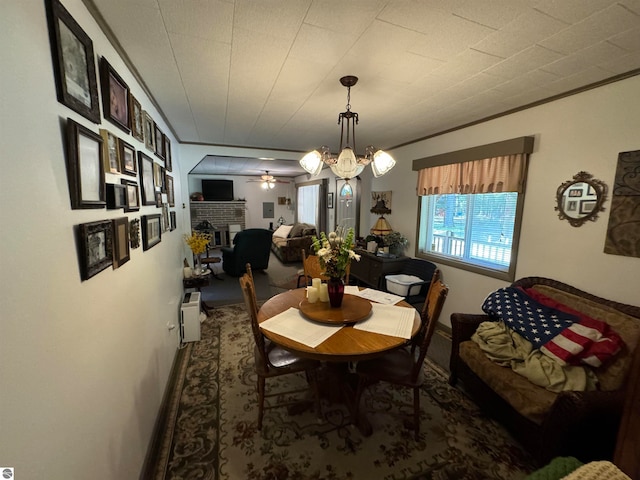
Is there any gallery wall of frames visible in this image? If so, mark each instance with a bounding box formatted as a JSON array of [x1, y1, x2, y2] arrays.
[[46, 0, 178, 280]]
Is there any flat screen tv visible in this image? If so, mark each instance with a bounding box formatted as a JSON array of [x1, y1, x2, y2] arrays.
[[202, 179, 234, 201]]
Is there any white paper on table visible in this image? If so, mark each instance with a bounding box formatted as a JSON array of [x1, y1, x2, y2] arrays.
[[353, 288, 405, 305], [344, 285, 361, 295], [353, 303, 415, 339], [259, 307, 343, 348]]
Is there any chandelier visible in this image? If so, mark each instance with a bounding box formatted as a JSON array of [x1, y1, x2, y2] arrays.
[[299, 76, 396, 180]]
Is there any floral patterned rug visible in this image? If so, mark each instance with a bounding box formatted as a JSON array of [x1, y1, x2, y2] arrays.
[[155, 304, 537, 480]]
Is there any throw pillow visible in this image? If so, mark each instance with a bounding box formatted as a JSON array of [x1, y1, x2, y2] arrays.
[[288, 223, 306, 238], [273, 224, 293, 239]]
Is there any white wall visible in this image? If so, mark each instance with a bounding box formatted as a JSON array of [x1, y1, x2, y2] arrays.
[[1, 1, 185, 478], [371, 75, 640, 327]]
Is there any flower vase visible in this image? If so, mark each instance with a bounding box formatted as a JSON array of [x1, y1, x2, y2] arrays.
[[327, 277, 345, 308], [194, 255, 202, 275]]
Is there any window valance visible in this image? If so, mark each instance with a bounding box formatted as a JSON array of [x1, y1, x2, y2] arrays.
[[413, 136, 534, 195]]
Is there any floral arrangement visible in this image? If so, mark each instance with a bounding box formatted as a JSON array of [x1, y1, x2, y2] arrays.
[[184, 231, 211, 255], [311, 226, 360, 279]]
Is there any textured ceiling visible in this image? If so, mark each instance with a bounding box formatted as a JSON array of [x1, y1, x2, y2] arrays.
[[86, 0, 640, 176]]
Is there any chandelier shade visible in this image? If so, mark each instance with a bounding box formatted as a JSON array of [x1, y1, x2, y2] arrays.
[[300, 76, 396, 180]]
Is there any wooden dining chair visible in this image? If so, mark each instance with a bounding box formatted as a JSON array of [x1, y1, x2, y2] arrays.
[[354, 278, 449, 439], [296, 249, 351, 287], [239, 270, 322, 430]]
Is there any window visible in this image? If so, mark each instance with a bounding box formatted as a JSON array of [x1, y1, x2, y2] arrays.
[[412, 137, 533, 280], [297, 183, 320, 225], [418, 192, 519, 275]]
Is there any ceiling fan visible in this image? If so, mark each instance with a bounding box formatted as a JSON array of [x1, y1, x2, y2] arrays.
[[246, 171, 290, 190]]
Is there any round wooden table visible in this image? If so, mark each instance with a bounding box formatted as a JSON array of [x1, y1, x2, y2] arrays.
[[257, 288, 421, 362], [258, 288, 421, 435]]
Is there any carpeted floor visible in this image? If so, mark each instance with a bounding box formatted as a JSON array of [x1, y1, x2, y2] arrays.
[[153, 304, 538, 480]]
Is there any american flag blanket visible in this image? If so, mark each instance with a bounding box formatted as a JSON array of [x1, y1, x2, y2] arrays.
[[482, 287, 623, 367]]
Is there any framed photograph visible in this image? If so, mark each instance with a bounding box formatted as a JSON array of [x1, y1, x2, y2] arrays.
[[153, 162, 166, 192], [155, 191, 163, 208], [138, 152, 156, 206], [143, 111, 155, 151], [154, 123, 165, 160], [278, 196, 286, 205], [99, 56, 130, 133], [141, 214, 162, 251], [99, 129, 119, 173], [77, 220, 112, 280], [170, 211, 176, 231], [118, 139, 136, 176], [327, 192, 334, 209], [121, 179, 140, 212], [65, 118, 105, 209], [106, 183, 126, 209], [130, 218, 141, 249], [161, 204, 169, 232], [45, 0, 100, 123], [129, 93, 144, 142], [165, 174, 175, 207], [163, 134, 172, 171], [580, 200, 597, 214], [568, 188, 583, 198], [112, 217, 130, 268]]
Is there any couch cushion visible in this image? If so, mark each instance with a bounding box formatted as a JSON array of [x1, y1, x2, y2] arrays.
[[302, 224, 316, 236], [288, 223, 306, 238], [273, 224, 293, 239], [530, 286, 640, 391], [460, 340, 557, 425], [272, 237, 288, 248]]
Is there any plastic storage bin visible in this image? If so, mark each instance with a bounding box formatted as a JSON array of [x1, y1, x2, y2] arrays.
[[385, 274, 423, 296]]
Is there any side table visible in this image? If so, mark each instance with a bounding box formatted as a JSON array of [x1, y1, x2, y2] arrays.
[[183, 271, 213, 315]]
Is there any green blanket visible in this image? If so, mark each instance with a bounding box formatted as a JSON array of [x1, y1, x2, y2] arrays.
[[472, 321, 598, 392]]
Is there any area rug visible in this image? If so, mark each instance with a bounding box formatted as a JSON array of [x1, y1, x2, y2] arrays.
[[155, 304, 537, 480]]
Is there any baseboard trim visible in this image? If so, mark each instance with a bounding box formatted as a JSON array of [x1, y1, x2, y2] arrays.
[[139, 343, 191, 480]]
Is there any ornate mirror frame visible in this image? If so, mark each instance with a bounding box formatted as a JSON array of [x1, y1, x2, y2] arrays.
[[555, 171, 607, 227]]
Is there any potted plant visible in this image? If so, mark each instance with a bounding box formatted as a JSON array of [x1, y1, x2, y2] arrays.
[[383, 231, 408, 256]]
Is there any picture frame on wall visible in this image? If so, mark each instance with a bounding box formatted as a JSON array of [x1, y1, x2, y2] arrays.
[[129, 218, 141, 249], [141, 214, 162, 251], [143, 111, 155, 151], [121, 179, 140, 212], [170, 211, 176, 231], [163, 134, 172, 171], [153, 162, 165, 192], [327, 192, 334, 209], [99, 56, 130, 133], [118, 138, 136, 176], [65, 118, 105, 209], [165, 174, 175, 207], [138, 152, 156, 206], [112, 217, 130, 268], [154, 123, 165, 160], [99, 129, 120, 174], [77, 219, 113, 280], [129, 93, 144, 142], [106, 183, 126, 209], [45, 0, 100, 123]]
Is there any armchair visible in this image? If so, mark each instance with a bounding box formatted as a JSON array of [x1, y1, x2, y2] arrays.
[[221, 228, 272, 277]]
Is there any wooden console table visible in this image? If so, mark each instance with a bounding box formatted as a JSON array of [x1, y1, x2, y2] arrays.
[[349, 249, 406, 289]]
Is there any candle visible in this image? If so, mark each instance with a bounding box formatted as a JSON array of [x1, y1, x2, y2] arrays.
[[319, 283, 329, 302], [307, 286, 319, 303], [312, 278, 322, 290]]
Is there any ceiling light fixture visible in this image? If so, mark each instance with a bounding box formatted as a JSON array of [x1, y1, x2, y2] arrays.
[[299, 75, 396, 180]]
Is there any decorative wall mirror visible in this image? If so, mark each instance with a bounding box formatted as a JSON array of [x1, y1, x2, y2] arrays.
[[555, 171, 607, 227]]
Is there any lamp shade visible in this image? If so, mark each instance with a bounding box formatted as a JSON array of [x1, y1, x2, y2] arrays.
[[371, 150, 396, 177], [300, 150, 323, 175], [370, 216, 393, 235]]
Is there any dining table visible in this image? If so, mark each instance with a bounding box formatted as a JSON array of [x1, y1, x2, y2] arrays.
[[257, 286, 421, 435]]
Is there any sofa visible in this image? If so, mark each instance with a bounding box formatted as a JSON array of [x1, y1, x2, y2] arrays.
[[270, 223, 317, 264], [221, 228, 272, 277], [449, 277, 640, 465]]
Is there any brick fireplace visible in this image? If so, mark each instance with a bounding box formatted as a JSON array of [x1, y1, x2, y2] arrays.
[[190, 201, 246, 247]]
